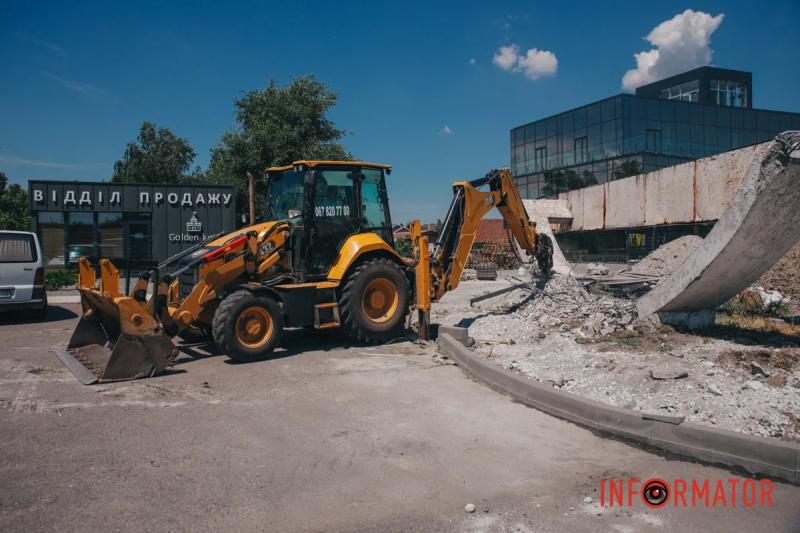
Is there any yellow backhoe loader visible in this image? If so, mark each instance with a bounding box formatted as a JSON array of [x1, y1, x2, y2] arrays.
[[56, 161, 553, 384]]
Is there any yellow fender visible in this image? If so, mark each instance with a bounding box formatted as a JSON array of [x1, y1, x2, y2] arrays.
[[326, 232, 402, 281]]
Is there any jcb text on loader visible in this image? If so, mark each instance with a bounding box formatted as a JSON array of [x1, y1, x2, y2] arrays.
[[57, 161, 553, 384]]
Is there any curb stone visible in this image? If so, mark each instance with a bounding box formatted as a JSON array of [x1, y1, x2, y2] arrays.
[[437, 330, 800, 485]]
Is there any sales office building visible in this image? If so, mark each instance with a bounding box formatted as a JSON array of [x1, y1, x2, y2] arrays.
[[28, 181, 236, 270]]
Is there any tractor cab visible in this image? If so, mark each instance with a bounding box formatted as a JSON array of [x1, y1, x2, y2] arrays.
[[265, 161, 394, 279]]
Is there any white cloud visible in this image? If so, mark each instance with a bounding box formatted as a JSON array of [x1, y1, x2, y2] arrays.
[[0, 155, 79, 169], [440, 125, 453, 135], [0, 155, 103, 169], [42, 72, 104, 94], [17, 31, 65, 56], [492, 44, 558, 80], [622, 9, 724, 91], [493, 45, 519, 71]]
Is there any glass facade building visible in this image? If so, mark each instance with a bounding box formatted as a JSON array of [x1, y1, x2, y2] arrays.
[[511, 68, 800, 198]]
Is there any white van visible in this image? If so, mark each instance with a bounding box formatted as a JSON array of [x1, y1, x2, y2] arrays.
[[0, 230, 47, 318]]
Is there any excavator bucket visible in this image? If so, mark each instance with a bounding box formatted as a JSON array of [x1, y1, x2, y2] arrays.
[[56, 258, 179, 385]]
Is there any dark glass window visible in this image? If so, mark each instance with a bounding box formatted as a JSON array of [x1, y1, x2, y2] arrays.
[[524, 124, 536, 142], [646, 129, 661, 152], [743, 110, 756, 130], [675, 102, 689, 123], [512, 128, 523, 146], [704, 106, 717, 125], [546, 117, 559, 137], [67, 212, 95, 266], [602, 120, 616, 143], [730, 109, 744, 129], [560, 112, 573, 132], [756, 111, 771, 131], [629, 98, 644, 119], [717, 107, 730, 128], [769, 113, 781, 132], [588, 124, 602, 147], [659, 100, 675, 122], [704, 126, 718, 152], [646, 100, 660, 121], [535, 121, 546, 139], [601, 99, 615, 122], [574, 107, 587, 129], [690, 105, 704, 124], [718, 127, 731, 151], [587, 103, 602, 125], [37, 212, 64, 268], [98, 212, 123, 258], [535, 147, 547, 172], [574, 137, 588, 164], [676, 123, 690, 156]]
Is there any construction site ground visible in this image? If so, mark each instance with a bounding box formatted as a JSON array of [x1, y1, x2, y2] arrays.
[[433, 271, 800, 443], [2, 304, 800, 531]]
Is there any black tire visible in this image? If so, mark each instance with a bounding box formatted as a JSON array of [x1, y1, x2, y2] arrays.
[[536, 234, 554, 274], [338, 258, 410, 343], [212, 290, 284, 361]]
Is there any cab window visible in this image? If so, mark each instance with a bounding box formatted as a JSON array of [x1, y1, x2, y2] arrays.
[[361, 169, 388, 229]]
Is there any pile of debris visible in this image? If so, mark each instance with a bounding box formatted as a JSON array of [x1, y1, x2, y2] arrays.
[[458, 273, 800, 442], [756, 241, 800, 307], [583, 235, 703, 294], [500, 275, 638, 337]]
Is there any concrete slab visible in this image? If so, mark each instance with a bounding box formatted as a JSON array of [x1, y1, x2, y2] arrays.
[[522, 199, 572, 274], [558, 143, 766, 231], [638, 132, 800, 320]]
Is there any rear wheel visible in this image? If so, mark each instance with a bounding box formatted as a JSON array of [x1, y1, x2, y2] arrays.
[[212, 291, 283, 361], [339, 258, 409, 343]]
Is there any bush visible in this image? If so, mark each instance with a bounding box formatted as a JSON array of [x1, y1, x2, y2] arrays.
[[45, 269, 78, 290], [394, 237, 413, 258]]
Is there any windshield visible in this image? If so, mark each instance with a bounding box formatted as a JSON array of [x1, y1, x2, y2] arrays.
[[265, 170, 305, 220]]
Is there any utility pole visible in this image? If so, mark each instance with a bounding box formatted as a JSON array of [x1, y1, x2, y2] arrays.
[[247, 171, 255, 225]]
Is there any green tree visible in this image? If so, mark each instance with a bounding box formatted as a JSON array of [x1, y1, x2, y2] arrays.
[[112, 121, 197, 183], [204, 75, 352, 200], [0, 171, 31, 231], [394, 237, 413, 258]]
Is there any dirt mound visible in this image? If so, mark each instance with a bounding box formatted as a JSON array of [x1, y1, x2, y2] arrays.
[[630, 235, 703, 277], [756, 241, 800, 304]]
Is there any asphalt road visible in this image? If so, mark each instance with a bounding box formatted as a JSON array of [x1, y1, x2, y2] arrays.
[[1, 303, 798, 532]]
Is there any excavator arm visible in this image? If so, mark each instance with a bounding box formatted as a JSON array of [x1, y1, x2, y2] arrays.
[[410, 167, 552, 339]]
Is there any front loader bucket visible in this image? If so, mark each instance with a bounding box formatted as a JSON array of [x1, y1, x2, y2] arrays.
[[56, 259, 178, 385]]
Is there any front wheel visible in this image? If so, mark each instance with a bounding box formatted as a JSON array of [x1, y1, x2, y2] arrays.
[[339, 258, 410, 343], [212, 291, 284, 361]]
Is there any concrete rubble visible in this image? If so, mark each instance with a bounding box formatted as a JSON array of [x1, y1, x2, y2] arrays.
[[433, 269, 800, 442]]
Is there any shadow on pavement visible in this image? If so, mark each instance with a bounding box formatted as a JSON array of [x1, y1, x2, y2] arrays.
[[172, 327, 412, 366], [0, 304, 79, 325]]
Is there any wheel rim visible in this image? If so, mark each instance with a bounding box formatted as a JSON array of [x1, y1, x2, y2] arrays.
[[362, 277, 399, 324], [235, 306, 273, 349]]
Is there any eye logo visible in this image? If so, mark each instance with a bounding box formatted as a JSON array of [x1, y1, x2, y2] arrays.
[[642, 478, 670, 508]]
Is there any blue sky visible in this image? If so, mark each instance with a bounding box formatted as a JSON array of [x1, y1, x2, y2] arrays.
[[1, 0, 798, 221]]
